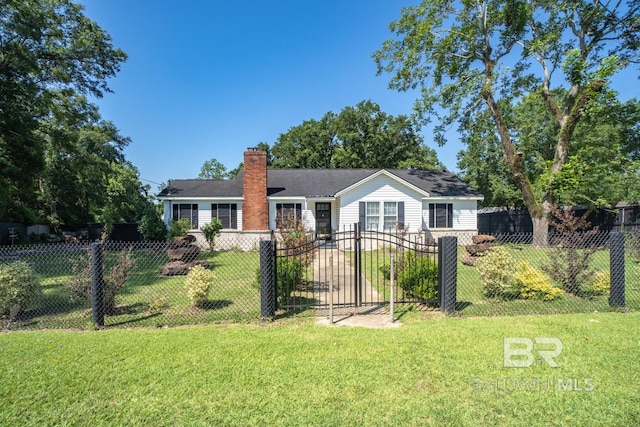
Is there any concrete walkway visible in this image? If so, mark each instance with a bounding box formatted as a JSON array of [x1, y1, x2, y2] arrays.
[[311, 244, 401, 328]]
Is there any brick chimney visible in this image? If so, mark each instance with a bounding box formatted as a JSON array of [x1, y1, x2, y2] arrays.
[[242, 148, 269, 230]]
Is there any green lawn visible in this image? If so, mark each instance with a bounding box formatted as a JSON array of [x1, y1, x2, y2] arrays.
[[350, 242, 640, 317], [1, 312, 638, 426], [10, 247, 260, 329], [457, 245, 640, 316]]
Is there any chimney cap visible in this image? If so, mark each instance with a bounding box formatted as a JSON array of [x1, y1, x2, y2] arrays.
[[247, 147, 263, 152]]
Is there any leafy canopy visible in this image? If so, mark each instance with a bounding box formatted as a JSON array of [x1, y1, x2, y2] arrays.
[[0, 0, 152, 233], [271, 100, 443, 170], [374, 0, 640, 237]]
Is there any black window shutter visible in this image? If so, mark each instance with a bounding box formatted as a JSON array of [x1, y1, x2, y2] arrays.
[[398, 202, 405, 228], [359, 202, 366, 227]]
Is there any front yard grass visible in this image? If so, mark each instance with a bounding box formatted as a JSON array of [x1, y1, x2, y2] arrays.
[[355, 242, 639, 317], [457, 244, 640, 316], [11, 247, 260, 329], [1, 312, 638, 426]]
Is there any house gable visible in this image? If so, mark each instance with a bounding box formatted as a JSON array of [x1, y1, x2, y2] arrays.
[[334, 169, 430, 198], [337, 173, 426, 231]]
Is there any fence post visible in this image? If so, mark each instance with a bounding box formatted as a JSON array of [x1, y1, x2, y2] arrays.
[[354, 222, 362, 308], [390, 252, 395, 322], [260, 240, 276, 321], [438, 236, 457, 313], [91, 241, 105, 327], [609, 232, 626, 308]]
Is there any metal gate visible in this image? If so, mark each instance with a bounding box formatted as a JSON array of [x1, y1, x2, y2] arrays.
[[274, 224, 439, 314]]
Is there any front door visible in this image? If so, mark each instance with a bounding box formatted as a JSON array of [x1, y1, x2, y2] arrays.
[[315, 203, 332, 239]]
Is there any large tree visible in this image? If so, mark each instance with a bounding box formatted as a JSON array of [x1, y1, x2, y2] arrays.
[[459, 92, 640, 208], [0, 0, 127, 224], [36, 90, 150, 233], [374, 0, 640, 244], [271, 100, 443, 170]]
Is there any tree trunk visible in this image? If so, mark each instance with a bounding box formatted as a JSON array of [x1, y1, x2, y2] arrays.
[[531, 215, 549, 248], [530, 200, 553, 248]]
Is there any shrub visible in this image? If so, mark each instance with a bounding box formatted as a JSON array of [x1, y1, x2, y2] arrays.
[[138, 205, 167, 241], [0, 261, 41, 316], [542, 207, 600, 295], [201, 219, 223, 251], [476, 246, 516, 298], [397, 251, 438, 301], [276, 257, 303, 306], [512, 261, 564, 301], [184, 265, 214, 307], [277, 212, 315, 268], [66, 247, 135, 315], [169, 218, 192, 239], [588, 270, 610, 296]]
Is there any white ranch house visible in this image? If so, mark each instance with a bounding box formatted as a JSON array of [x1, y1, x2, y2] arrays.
[[157, 148, 483, 247]]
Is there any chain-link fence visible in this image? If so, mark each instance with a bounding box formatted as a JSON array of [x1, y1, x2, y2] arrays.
[[1, 236, 262, 330], [455, 230, 640, 316], [2, 229, 639, 329]]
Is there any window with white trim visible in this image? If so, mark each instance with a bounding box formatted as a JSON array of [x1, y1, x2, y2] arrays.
[[383, 202, 398, 230], [276, 203, 302, 228], [365, 202, 380, 231], [360, 201, 405, 231], [211, 203, 237, 229], [172, 203, 198, 228], [429, 203, 453, 228]]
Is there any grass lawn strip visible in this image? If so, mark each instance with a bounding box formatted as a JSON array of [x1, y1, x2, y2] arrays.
[[1, 312, 638, 426]]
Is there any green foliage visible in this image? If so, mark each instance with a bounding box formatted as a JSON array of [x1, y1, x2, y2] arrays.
[[139, 204, 167, 241], [276, 257, 303, 306], [277, 212, 315, 269], [36, 92, 136, 232], [477, 247, 563, 301], [588, 270, 610, 296], [542, 208, 600, 295], [512, 261, 563, 301], [66, 247, 135, 315], [99, 162, 151, 234], [198, 158, 228, 179], [201, 219, 223, 251], [397, 251, 438, 301], [374, 0, 640, 239], [184, 265, 214, 307], [476, 246, 517, 298], [271, 100, 443, 170], [254, 208, 310, 307], [169, 218, 192, 239], [0, 0, 127, 226], [0, 261, 41, 316]]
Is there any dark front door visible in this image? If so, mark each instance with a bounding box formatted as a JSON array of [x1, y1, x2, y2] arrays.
[[315, 203, 332, 239]]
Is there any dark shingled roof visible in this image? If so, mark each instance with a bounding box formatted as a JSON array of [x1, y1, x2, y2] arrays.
[[157, 169, 482, 199]]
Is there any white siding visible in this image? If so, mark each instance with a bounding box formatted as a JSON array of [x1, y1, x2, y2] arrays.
[[198, 202, 211, 229], [455, 200, 478, 229], [338, 175, 424, 232]]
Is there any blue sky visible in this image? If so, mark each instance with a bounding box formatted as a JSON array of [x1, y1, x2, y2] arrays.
[[80, 0, 433, 189], [79, 1, 638, 190]]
